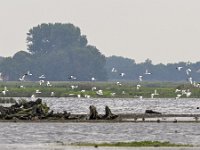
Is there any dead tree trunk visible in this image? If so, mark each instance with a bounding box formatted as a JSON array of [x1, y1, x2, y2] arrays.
[[89, 105, 99, 120], [103, 106, 118, 119]]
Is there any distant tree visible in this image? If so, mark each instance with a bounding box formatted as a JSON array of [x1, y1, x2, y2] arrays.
[[27, 23, 88, 55]]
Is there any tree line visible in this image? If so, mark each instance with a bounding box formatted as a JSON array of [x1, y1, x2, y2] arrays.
[[0, 23, 199, 82]]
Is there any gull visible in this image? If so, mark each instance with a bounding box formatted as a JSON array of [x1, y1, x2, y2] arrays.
[[1, 86, 8, 95], [176, 67, 183, 71], [46, 81, 52, 87], [116, 82, 122, 86], [139, 76, 143, 81], [176, 94, 182, 99], [50, 92, 55, 97], [91, 87, 97, 91], [35, 89, 41, 94], [188, 77, 193, 84], [119, 73, 125, 77], [154, 89, 159, 96], [136, 84, 141, 90], [77, 94, 81, 98], [151, 93, 155, 99], [31, 94, 36, 100], [25, 71, 32, 76], [144, 69, 152, 75], [175, 89, 181, 93], [39, 74, 46, 79], [81, 90, 86, 93], [110, 92, 116, 96], [19, 75, 26, 81], [68, 75, 76, 80], [96, 90, 103, 96], [84, 94, 91, 98], [111, 67, 117, 72], [186, 68, 191, 75], [186, 91, 192, 97], [71, 85, 78, 90], [0, 73, 3, 81], [39, 80, 45, 86], [91, 77, 96, 81]]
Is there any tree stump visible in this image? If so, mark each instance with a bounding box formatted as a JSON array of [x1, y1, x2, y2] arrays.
[[103, 106, 118, 119], [89, 105, 99, 120]]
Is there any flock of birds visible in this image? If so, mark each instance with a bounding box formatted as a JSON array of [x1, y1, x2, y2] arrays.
[[0, 61, 199, 99]]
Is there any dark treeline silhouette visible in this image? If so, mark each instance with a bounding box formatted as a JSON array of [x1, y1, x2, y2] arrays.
[[0, 23, 199, 82]]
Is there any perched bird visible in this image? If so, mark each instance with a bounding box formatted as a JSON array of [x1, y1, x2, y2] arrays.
[[96, 90, 103, 96], [136, 84, 141, 90], [175, 89, 181, 93], [91, 87, 97, 91], [50, 92, 55, 97], [39, 80, 45, 86], [46, 81, 52, 87], [176, 94, 182, 99], [116, 82, 122, 86], [154, 89, 159, 96], [110, 92, 116, 96], [71, 85, 78, 90], [188, 77, 193, 84], [35, 89, 42, 94]]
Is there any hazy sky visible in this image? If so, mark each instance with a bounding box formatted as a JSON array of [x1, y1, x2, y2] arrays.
[[0, 0, 200, 64]]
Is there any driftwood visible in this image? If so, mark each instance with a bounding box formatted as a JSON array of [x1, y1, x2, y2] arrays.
[[0, 98, 118, 121], [145, 109, 162, 114], [89, 105, 118, 120]]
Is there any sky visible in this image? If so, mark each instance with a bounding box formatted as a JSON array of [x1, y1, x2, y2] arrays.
[[0, 0, 200, 64]]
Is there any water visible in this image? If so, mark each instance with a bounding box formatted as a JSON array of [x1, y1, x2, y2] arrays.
[[0, 122, 200, 145], [1, 98, 200, 149], [28, 97, 200, 114]]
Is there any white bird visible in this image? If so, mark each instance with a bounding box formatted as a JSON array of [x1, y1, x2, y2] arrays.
[[122, 91, 126, 94], [188, 77, 193, 84], [0, 73, 3, 81], [71, 85, 78, 90], [39, 80, 45, 86], [96, 90, 103, 96], [111, 67, 117, 72], [186, 91, 192, 97], [176, 94, 182, 99], [139, 76, 143, 81], [136, 84, 141, 90], [120, 73, 125, 77], [19, 75, 26, 81], [39, 74, 46, 79], [77, 94, 81, 98], [35, 89, 41, 94], [91, 87, 97, 91], [116, 82, 122, 86], [25, 71, 32, 76], [154, 89, 159, 96], [91, 77, 96, 81], [50, 92, 55, 96], [46, 81, 52, 87], [84, 94, 91, 98], [31, 94, 36, 100], [68, 75, 76, 80], [175, 89, 181, 93], [81, 90, 86, 93], [186, 68, 192, 75], [110, 92, 116, 96], [144, 69, 152, 75], [176, 67, 183, 71], [151, 93, 155, 98]]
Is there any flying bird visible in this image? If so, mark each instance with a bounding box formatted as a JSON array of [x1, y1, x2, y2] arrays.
[[111, 67, 117, 72]]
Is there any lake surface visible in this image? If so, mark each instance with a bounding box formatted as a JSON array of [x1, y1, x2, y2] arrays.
[[25, 97, 200, 114], [1, 98, 200, 149]]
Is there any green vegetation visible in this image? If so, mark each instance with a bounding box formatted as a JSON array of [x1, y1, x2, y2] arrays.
[[0, 81, 199, 98], [73, 141, 192, 147]]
